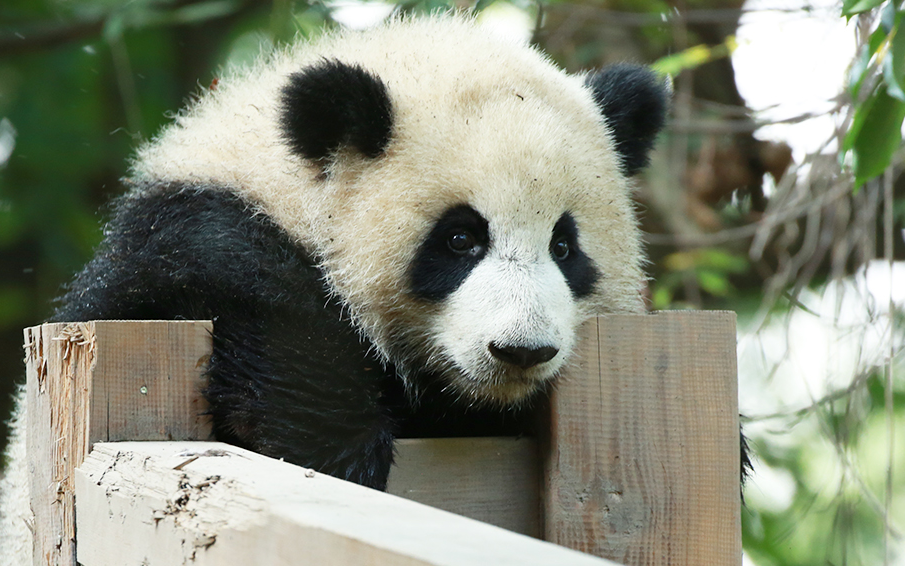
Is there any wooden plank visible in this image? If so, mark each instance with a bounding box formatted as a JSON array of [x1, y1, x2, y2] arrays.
[[387, 437, 539, 537], [24, 321, 213, 566], [25, 323, 84, 566], [90, 321, 213, 443], [75, 441, 620, 566], [542, 311, 740, 566]]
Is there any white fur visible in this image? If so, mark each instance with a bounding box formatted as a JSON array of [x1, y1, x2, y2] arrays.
[[0, 386, 31, 566]]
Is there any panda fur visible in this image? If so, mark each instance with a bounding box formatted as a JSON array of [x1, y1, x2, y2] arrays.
[[0, 15, 668, 560]]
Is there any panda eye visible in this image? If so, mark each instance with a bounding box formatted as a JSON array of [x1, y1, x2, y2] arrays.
[[551, 237, 570, 261], [448, 230, 478, 255]]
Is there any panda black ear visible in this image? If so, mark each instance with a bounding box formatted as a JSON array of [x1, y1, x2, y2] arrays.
[[280, 59, 394, 162], [585, 64, 669, 176]]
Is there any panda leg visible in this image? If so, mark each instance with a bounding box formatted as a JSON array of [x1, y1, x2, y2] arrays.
[[204, 319, 398, 490]]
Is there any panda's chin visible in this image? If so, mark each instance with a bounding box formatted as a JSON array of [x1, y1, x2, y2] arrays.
[[446, 364, 558, 407], [472, 380, 548, 407]]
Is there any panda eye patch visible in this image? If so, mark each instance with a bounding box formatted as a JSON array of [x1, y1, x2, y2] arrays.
[[551, 213, 600, 298], [410, 205, 489, 302]]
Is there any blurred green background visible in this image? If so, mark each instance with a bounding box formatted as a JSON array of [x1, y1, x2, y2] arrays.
[[1, 0, 903, 564]]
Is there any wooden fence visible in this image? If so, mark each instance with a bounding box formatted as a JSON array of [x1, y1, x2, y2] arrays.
[[23, 312, 740, 565]]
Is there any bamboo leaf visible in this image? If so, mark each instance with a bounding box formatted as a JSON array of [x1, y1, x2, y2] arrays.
[[843, 0, 885, 17], [883, 11, 905, 100], [652, 37, 737, 76], [847, 86, 905, 188], [697, 269, 732, 297], [474, 0, 498, 12], [850, 28, 889, 98]]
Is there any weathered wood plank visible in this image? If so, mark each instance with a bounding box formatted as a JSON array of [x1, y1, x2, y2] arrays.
[[75, 441, 619, 566], [24, 321, 212, 566], [387, 437, 539, 537], [91, 321, 213, 443], [541, 311, 740, 566], [25, 323, 85, 566]]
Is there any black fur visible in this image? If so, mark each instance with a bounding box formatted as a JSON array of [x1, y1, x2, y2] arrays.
[[741, 426, 753, 494], [585, 64, 669, 176], [280, 59, 394, 162], [409, 205, 489, 302], [550, 213, 600, 298], [52, 185, 532, 489]]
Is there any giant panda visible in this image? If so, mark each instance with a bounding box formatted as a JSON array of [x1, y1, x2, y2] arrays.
[[0, 14, 668, 560]]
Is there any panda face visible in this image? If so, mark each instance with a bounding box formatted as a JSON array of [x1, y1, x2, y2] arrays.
[[409, 205, 597, 403], [279, 65, 648, 406]]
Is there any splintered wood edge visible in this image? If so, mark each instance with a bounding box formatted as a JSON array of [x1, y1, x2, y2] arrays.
[[76, 442, 620, 566], [24, 320, 214, 566]]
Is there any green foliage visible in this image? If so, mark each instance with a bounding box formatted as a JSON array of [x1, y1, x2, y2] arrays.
[[844, 0, 887, 17], [742, 369, 905, 566], [844, 1, 905, 188], [650, 248, 749, 309], [845, 84, 905, 188], [651, 36, 737, 77]]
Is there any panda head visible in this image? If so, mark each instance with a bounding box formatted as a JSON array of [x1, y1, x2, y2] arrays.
[[275, 21, 668, 406], [140, 18, 668, 406]]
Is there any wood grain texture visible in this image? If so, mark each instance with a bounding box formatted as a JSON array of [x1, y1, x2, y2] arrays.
[[387, 437, 539, 536], [24, 321, 212, 566], [89, 321, 213, 443], [542, 311, 740, 566], [25, 323, 85, 566], [75, 441, 618, 566]]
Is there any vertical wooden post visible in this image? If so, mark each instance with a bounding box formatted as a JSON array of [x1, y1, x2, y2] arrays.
[[24, 321, 213, 566], [542, 311, 740, 566]]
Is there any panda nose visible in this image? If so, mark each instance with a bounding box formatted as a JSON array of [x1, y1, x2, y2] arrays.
[[489, 342, 559, 368]]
